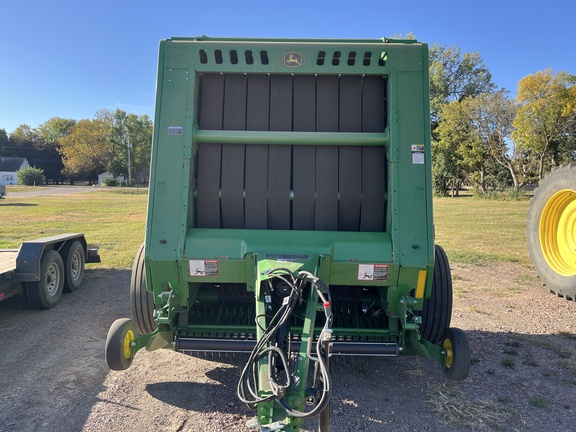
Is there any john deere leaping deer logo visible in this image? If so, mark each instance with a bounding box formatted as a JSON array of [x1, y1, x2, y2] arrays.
[[284, 52, 302, 67]]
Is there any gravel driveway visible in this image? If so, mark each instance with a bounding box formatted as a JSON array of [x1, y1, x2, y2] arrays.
[[0, 261, 574, 432]]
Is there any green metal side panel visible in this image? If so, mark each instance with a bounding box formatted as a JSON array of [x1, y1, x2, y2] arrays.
[[145, 35, 434, 315], [125, 37, 458, 432], [145, 46, 195, 297]]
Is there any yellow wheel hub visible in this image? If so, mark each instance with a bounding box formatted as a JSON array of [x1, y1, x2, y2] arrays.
[[539, 189, 576, 276], [443, 338, 453, 369], [123, 329, 135, 360]]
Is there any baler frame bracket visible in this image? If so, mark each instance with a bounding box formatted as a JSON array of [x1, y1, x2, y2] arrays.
[[239, 256, 334, 431]]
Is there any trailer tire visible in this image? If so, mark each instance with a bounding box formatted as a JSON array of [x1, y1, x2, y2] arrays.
[[419, 245, 453, 344], [105, 318, 137, 371], [131, 244, 157, 335], [25, 250, 65, 309], [442, 327, 470, 381], [61, 240, 85, 292], [527, 163, 576, 301]]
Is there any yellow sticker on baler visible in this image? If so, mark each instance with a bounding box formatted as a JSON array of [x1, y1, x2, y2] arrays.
[[358, 264, 389, 281]]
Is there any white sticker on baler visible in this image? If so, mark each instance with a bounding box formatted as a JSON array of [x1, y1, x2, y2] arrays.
[[189, 260, 219, 276], [358, 264, 389, 281], [411, 144, 425, 165]]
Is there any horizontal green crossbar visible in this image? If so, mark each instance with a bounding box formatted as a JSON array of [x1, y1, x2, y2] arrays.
[[194, 128, 388, 147]]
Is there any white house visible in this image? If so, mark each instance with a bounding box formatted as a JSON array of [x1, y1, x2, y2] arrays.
[[0, 157, 29, 185], [98, 171, 114, 186]]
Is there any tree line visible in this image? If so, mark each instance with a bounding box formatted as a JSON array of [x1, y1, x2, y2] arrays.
[[1, 41, 575, 191], [430, 44, 576, 196], [0, 109, 152, 185]]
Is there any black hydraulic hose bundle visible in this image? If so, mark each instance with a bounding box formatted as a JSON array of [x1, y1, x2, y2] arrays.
[[237, 268, 333, 419]]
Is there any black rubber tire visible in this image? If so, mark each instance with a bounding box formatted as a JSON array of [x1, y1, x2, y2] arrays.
[[442, 327, 470, 381], [131, 244, 157, 335], [25, 249, 65, 309], [105, 318, 137, 371], [527, 163, 576, 301], [419, 245, 453, 344], [61, 240, 86, 292]]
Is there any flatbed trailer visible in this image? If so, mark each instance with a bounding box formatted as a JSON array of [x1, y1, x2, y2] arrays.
[[0, 233, 100, 308]]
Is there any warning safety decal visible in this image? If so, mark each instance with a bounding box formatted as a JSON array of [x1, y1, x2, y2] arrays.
[[357, 264, 389, 281], [411, 144, 425, 165], [189, 260, 219, 276]]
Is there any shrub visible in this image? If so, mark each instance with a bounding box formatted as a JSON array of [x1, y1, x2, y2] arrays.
[[17, 166, 46, 186], [103, 177, 118, 187]]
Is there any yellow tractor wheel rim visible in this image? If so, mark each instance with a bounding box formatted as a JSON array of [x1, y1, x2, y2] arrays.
[[443, 338, 453, 369], [123, 329, 135, 360], [539, 189, 576, 276]]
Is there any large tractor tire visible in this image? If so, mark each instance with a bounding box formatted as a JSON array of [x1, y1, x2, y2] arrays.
[[527, 163, 576, 301], [419, 245, 453, 344], [131, 244, 157, 334]]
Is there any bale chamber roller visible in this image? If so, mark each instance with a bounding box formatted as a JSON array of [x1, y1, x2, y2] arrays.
[[105, 36, 470, 431]]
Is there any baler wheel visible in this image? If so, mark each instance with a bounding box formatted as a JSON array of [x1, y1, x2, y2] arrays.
[[61, 240, 86, 292], [131, 244, 157, 334], [527, 163, 576, 300], [25, 249, 65, 309], [105, 318, 137, 371], [419, 245, 453, 344], [442, 327, 470, 381]]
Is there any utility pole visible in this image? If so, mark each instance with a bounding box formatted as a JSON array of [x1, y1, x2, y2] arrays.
[[126, 129, 132, 186]]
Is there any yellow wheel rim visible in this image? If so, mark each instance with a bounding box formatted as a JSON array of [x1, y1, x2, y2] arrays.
[[443, 338, 453, 369], [539, 189, 576, 276], [123, 329, 135, 360]]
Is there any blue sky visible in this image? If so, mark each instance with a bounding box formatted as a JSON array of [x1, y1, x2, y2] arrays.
[[1, 0, 574, 135]]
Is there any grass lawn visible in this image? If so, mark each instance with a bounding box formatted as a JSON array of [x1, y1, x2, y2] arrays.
[[0, 189, 148, 269], [0, 189, 532, 269], [434, 196, 531, 266]]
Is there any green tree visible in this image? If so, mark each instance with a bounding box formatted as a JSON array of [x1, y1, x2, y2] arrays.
[[429, 43, 498, 195], [10, 124, 44, 167], [108, 109, 153, 184], [468, 91, 519, 189], [435, 92, 519, 195], [36, 117, 76, 184], [429, 43, 497, 128], [434, 100, 475, 195], [59, 111, 114, 183], [38, 117, 76, 144], [17, 166, 46, 186], [512, 69, 576, 179], [0, 128, 10, 156]]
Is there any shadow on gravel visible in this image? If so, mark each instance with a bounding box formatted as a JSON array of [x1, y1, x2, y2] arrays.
[[140, 328, 575, 432], [145, 361, 248, 412], [3, 266, 574, 431], [0, 268, 132, 432]]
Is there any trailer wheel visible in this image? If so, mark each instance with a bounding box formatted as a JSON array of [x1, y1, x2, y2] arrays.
[[419, 245, 453, 344], [105, 318, 137, 371], [61, 240, 86, 292], [442, 327, 470, 381], [528, 163, 576, 300], [131, 244, 157, 335], [25, 249, 65, 309]]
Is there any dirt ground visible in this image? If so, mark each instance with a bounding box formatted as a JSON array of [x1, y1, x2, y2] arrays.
[[0, 261, 574, 432]]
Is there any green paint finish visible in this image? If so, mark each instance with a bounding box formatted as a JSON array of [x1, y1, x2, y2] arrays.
[[135, 35, 448, 430]]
